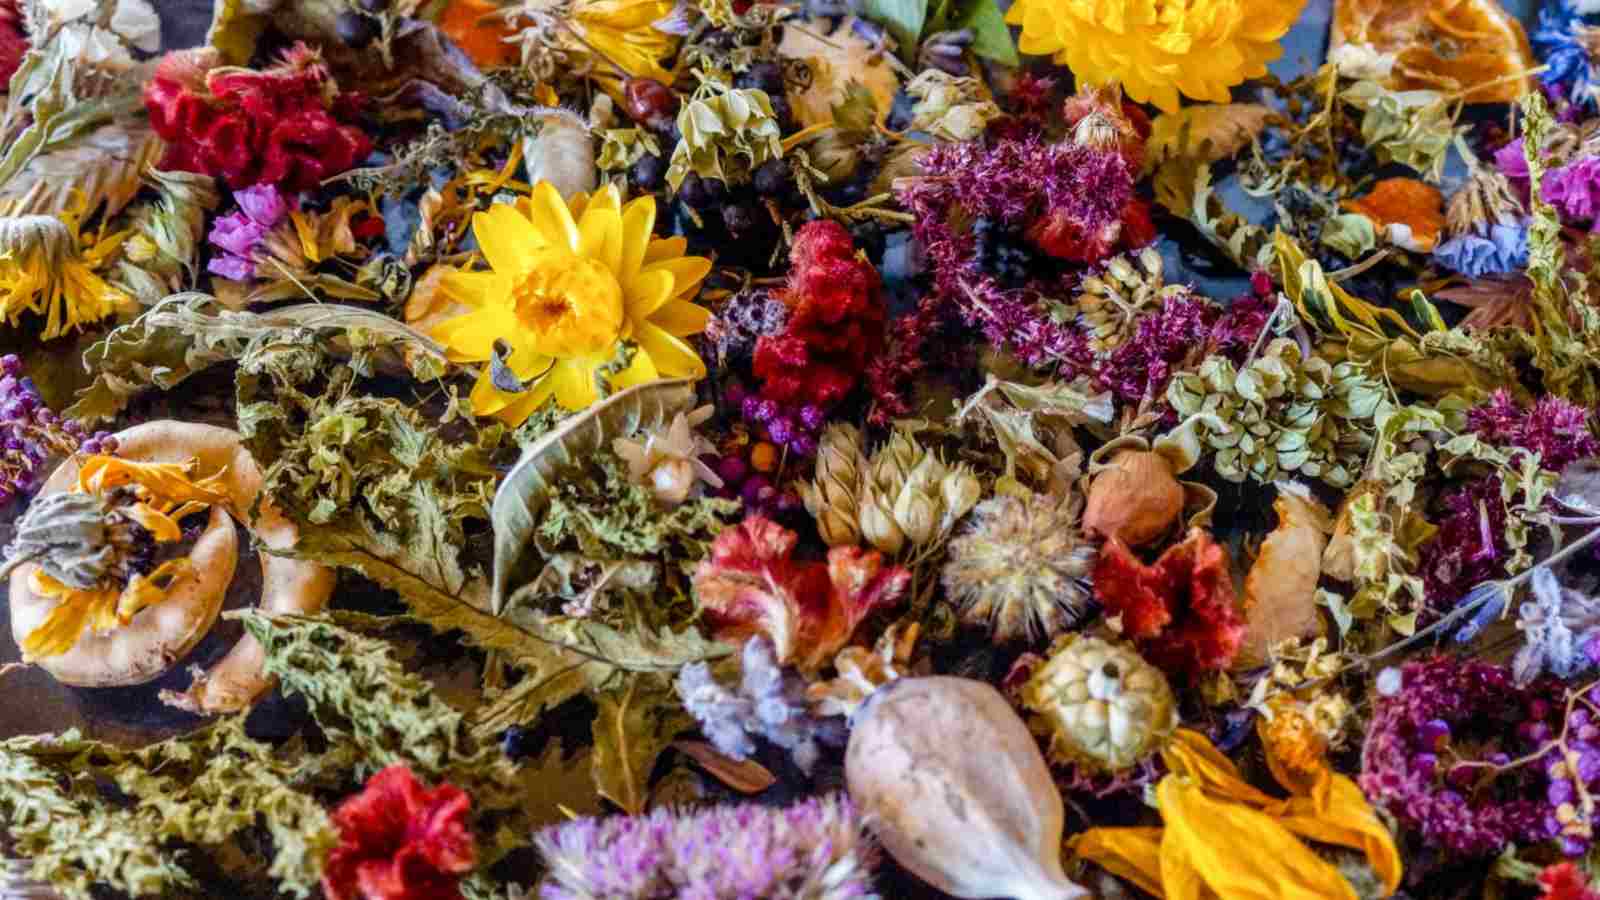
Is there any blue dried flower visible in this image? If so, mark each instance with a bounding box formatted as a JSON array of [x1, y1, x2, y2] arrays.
[[1434, 223, 1530, 278], [677, 637, 843, 774], [534, 794, 879, 899], [1453, 580, 1510, 644], [1514, 567, 1600, 685], [1535, 0, 1600, 108]]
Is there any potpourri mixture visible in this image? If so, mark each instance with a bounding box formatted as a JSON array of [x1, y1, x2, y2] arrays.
[[6, 0, 1600, 897]]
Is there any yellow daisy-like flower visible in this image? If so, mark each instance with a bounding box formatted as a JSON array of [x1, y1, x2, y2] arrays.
[[572, 0, 678, 84], [0, 196, 132, 340], [1005, 0, 1308, 113], [433, 181, 712, 424], [21, 456, 228, 660]]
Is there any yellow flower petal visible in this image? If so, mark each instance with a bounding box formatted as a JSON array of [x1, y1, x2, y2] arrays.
[[116, 558, 195, 625], [578, 204, 623, 277], [609, 343, 660, 389], [643, 255, 712, 300], [78, 457, 228, 506], [431, 305, 521, 362], [644, 235, 689, 264], [491, 370, 560, 426], [528, 181, 581, 250], [473, 204, 540, 277], [550, 358, 600, 410], [440, 270, 507, 309], [20, 576, 118, 660], [1070, 828, 1164, 898], [627, 268, 676, 322], [618, 196, 657, 285], [634, 321, 706, 378], [649, 299, 711, 337]]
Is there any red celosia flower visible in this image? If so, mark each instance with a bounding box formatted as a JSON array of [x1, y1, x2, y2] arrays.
[[692, 516, 909, 672], [752, 221, 887, 411], [1540, 863, 1600, 900], [144, 43, 371, 190], [322, 765, 477, 900], [0, 0, 26, 87], [1093, 529, 1244, 674]]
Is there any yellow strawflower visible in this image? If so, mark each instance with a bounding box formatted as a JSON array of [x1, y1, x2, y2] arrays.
[[433, 181, 711, 423], [1005, 0, 1307, 113]]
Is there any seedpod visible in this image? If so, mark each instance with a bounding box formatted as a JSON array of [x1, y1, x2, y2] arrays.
[[845, 675, 1090, 900], [8, 421, 333, 711]]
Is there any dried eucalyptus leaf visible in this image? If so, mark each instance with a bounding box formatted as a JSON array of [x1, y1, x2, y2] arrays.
[[490, 378, 696, 614], [0, 122, 160, 218]]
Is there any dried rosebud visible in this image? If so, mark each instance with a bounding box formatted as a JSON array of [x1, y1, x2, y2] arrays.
[[1083, 448, 1184, 547]]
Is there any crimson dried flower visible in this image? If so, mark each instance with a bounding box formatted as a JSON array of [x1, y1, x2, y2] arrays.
[[751, 221, 886, 412], [1539, 862, 1600, 900], [322, 765, 477, 900], [1468, 390, 1599, 471], [145, 43, 371, 190], [0, 0, 24, 87], [1092, 529, 1244, 675], [692, 515, 910, 673], [1207, 276, 1276, 363]]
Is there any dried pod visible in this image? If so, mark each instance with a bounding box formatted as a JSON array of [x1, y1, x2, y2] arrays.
[[1083, 441, 1183, 547], [522, 107, 596, 200], [1020, 636, 1177, 773], [846, 676, 1090, 900]]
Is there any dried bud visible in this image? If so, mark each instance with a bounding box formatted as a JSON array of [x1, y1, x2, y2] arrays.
[[860, 494, 906, 556], [893, 486, 941, 548], [1020, 636, 1177, 773], [799, 424, 865, 547], [940, 468, 982, 531], [1083, 449, 1183, 546]]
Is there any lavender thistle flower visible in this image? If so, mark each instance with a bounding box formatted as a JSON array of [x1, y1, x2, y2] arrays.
[[534, 794, 879, 900], [1515, 567, 1600, 685], [677, 637, 843, 774], [703, 289, 790, 363], [206, 183, 291, 280]]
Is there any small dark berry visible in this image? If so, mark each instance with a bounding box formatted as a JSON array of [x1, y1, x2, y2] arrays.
[[752, 158, 792, 196], [767, 96, 793, 129], [357, 0, 387, 10], [335, 11, 378, 47], [629, 154, 666, 192], [501, 726, 534, 760], [678, 172, 711, 209], [737, 61, 784, 94], [721, 203, 758, 235]]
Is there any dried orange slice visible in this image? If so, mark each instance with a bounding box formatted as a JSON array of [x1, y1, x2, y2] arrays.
[[1332, 0, 1534, 103], [439, 0, 520, 69]]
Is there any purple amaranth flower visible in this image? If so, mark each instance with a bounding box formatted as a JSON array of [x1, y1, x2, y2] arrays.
[[1093, 291, 1218, 409], [1466, 390, 1598, 472], [1434, 222, 1531, 278], [1544, 156, 1600, 227], [1361, 656, 1562, 857], [534, 794, 878, 900], [677, 636, 843, 773], [206, 183, 291, 280]]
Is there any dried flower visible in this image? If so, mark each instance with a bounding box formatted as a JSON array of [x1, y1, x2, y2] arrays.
[[798, 423, 865, 547], [941, 491, 1096, 642], [1342, 177, 1447, 252], [1544, 157, 1600, 227], [1094, 528, 1244, 675], [703, 288, 789, 363], [1075, 729, 1401, 898], [1005, 0, 1306, 112], [1360, 655, 1560, 856], [206, 183, 292, 281], [0, 200, 132, 339], [1071, 247, 1188, 357], [1468, 390, 1599, 474], [612, 405, 723, 505], [677, 636, 842, 773], [666, 87, 783, 191], [807, 624, 919, 719], [1535, 0, 1600, 109], [691, 516, 909, 673], [1515, 567, 1600, 685], [1433, 223, 1530, 278], [1092, 291, 1221, 410], [144, 43, 371, 190], [0, 0, 25, 87], [904, 70, 1001, 142], [322, 765, 475, 900], [11, 455, 227, 661], [1021, 635, 1177, 773], [1083, 443, 1185, 547], [431, 182, 711, 422], [534, 794, 877, 899], [1539, 862, 1600, 900], [753, 221, 886, 413]]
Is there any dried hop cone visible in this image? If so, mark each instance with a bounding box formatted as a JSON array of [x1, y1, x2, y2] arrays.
[[940, 491, 1095, 642], [1021, 636, 1177, 773]]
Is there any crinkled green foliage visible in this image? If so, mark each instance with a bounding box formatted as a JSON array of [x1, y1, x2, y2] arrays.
[[540, 453, 738, 562]]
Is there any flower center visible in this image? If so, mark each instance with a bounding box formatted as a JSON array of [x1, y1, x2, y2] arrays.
[[509, 247, 624, 358]]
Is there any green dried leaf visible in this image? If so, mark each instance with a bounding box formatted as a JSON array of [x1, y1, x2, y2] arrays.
[[590, 677, 692, 815], [1153, 157, 1273, 270], [859, 0, 927, 62], [951, 0, 1017, 65], [112, 169, 221, 300], [66, 294, 451, 424], [0, 122, 160, 218], [491, 378, 696, 614], [666, 88, 784, 190]]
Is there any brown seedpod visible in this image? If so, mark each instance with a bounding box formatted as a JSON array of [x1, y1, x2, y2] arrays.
[[845, 676, 1090, 900], [1083, 436, 1184, 546]]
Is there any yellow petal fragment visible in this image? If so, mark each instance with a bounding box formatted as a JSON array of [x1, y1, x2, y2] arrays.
[[116, 557, 196, 624], [1071, 828, 1165, 898]]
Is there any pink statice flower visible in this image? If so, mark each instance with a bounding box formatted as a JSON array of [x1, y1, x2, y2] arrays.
[[1543, 157, 1600, 227], [207, 183, 292, 280], [534, 794, 877, 900]]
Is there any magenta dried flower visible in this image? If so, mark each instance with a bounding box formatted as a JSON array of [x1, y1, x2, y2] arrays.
[[1466, 390, 1598, 472], [1093, 291, 1219, 408], [534, 794, 878, 900], [1544, 157, 1600, 227], [207, 183, 292, 280], [1361, 655, 1561, 856]]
